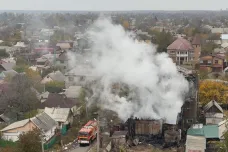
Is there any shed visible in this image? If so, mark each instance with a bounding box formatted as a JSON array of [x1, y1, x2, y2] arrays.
[[204, 100, 224, 125]]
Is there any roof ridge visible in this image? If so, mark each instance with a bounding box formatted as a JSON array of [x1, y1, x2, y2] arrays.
[[179, 38, 193, 50]]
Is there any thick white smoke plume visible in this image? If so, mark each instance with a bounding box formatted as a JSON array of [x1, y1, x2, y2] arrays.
[[81, 18, 189, 124]]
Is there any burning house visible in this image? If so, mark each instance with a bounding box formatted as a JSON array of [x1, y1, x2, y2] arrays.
[[177, 66, 199, 132]]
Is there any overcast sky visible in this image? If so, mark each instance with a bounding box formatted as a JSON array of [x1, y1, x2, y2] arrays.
[[0, 0, 226, 11]]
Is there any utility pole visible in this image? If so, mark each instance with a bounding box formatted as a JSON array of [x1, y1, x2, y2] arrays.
[[41, 139, 44, 152], [85, 97, 89, 120], [40, 132, 44, 152], [97, 114, 100, 152]]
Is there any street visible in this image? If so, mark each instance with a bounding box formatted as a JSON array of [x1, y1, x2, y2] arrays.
[[68, 140, 96, 152], [69, 145, 91, 152]]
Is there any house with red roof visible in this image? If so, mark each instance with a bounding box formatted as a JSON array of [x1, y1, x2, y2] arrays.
[[167, 38, 194, 65]]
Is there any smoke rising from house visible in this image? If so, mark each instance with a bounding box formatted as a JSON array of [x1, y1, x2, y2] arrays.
[[76, 18, 189, 124]]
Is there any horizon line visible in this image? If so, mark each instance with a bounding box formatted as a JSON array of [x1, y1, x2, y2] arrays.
[[0, 9, 226, 12]]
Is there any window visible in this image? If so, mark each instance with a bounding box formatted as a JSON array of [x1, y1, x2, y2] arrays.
[[215, 60, 218, 64], [200, 60, 203, 63], [208, 60, 212, 64], [187, 119, 193, 124], [68, 76, 74, 81]]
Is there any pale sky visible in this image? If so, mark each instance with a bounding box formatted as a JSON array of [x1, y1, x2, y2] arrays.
[[0, 0, 226, 11]]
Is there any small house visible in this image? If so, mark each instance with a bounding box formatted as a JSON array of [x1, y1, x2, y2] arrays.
[[200, 55, 225, 73], [186, 124, 219, 152], [44, 107, 73, 129], [1, 112, 57, 142], [41, 70, 65, 84], [39, 93, 80, 116], [204, 100, 224, 125]]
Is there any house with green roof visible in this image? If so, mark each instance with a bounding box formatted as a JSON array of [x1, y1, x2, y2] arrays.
[[186, 124, 219, 152]]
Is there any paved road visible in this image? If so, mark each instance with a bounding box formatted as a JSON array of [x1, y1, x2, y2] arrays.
[[69, 145, 91, 152], [68, 140, 96, 152]]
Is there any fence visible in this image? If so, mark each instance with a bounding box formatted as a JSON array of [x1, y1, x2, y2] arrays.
[[0, 139, 17, 147], [43, 136, 57, 150]]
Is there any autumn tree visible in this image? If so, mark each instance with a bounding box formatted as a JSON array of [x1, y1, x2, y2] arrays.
[[122, 20, 130, 29], [199, 80, 228, 105], [25, 68, 42, 92], [17, 129, 42, 152]]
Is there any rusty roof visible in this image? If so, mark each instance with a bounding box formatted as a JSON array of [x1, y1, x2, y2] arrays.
[[167, 38, 193, 51]]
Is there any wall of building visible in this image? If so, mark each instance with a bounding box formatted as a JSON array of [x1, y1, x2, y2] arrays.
[[44, 126, 57, 141], [193, 44, 201, 64], [2, 121, 37, 142], [5, 121, 36, 133]]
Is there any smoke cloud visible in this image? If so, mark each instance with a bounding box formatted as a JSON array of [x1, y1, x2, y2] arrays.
[[76, 18, 189, 124]]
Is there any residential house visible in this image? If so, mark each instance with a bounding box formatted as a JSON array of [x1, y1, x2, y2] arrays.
[[186, 124, 220, 152], [65, 65, 95, 88], [221, 34, 228, 43], [0, 111, 18, 125], [36, 53, 57, 70], [178, 67, 198, 130], [33, 47, 54, 55], [200, 55, 225, 72], [1, 112, 57, 142], [167, 38, 194, 65], [221, 42, 228, 51], [56, 42, 73, 50], [44, 107, 73, 129], [211, 28, 228, 34], [36, 56, 51, 71], [0, 62, 16, 73], [39, 93, 80, 116], [62, 86, 82, 99], [41, 70, 65, 84], [204, 100, 224, 125], [218, 120, 228, 140], [192, 34, 201, 64]]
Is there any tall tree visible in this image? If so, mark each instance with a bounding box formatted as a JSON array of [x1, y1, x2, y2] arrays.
[[199, 80, 228, 105], [17, 129, 42, 152]]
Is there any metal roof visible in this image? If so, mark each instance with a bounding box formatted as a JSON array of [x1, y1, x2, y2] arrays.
[[203, 125, 219, 138], [31, 112, 57, 133], [0, 62, 15, 71], [44, 107, 71, 123], [48, 70, 65, 82], [187, 125, 219, 139], [204, 100, 223, 113], [1, 119, 30, 132], [63, 86, 82, 99]]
